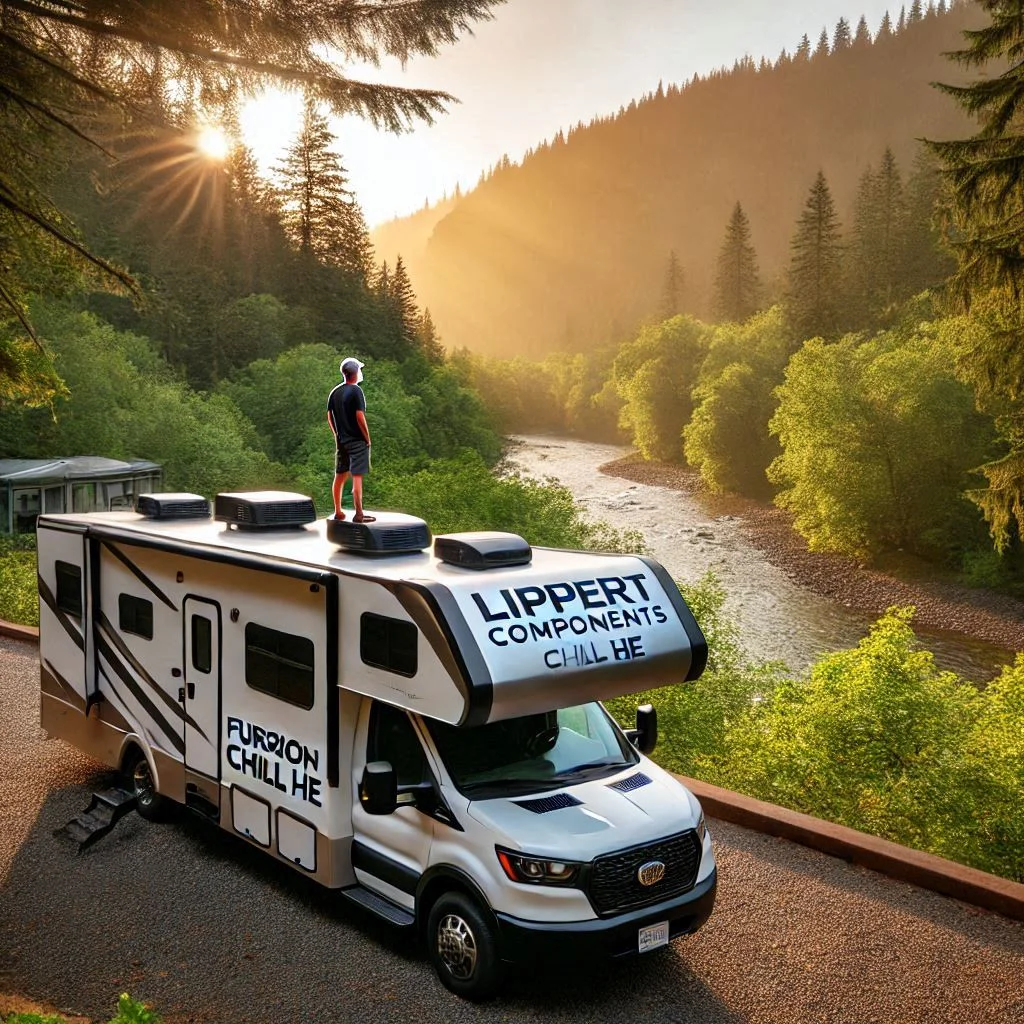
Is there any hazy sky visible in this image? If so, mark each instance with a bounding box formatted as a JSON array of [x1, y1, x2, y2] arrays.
[[240, 1, 904, 226]]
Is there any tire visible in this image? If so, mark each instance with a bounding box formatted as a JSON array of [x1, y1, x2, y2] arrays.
[[125, 749, 171, 822], [426, 891, 502, 1000]]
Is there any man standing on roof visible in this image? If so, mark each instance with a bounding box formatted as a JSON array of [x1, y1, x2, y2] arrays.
[[327, 357, 374, 523]]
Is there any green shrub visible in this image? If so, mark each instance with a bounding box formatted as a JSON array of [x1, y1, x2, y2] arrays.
[[0, 536, 38, 626], [1, 993, 159, 1024]]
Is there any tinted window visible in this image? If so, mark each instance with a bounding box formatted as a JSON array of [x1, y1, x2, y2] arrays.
[[55, 561, 82, 617], [192, 614, 212, 673], [360, 613, 417, 677], [118, 594, 153, 640], [245, 623, 314, 709], [369, 702, 429, 786]]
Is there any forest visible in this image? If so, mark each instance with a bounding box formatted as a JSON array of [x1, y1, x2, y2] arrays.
[[0, 0, 1022, 883]]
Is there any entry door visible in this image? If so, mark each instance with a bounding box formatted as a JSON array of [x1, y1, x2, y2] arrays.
[[183, 597, 221, 781]]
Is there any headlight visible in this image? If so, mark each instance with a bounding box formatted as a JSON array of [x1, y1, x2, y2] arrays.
[[696, 810, 707, 842], [496, 847, 582, 886]]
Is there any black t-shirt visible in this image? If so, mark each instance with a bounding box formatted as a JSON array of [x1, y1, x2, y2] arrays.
[[327, 382, 366, 444]]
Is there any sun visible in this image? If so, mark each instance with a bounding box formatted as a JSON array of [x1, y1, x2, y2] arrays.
[[196, 125, 230, 161]]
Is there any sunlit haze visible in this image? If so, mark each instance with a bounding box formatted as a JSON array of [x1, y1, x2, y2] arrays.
[[240, 1, 899, 227]]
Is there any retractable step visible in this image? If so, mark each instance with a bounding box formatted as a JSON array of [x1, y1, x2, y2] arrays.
[[340, 885, 415, 927], [54, 786, 137, 852]]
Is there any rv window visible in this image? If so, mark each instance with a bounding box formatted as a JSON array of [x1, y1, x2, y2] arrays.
[[244, 623, 314, 709], [55, 561, 82, 617], [118, 594, 154, 640], [192, 615, 212, 673], [368, 702, 429, 786], [360, 613, 417, 678]]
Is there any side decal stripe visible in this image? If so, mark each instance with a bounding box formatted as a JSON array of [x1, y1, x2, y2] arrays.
[[102, 541, 177, 611], [42, 659, 85, 711], [97, 615, 209, 743], [96, 634, 185, 755], [38, 577, 84, 652]]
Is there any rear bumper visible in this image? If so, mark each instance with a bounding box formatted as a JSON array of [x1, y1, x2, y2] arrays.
[[494, 868, 717, 963]]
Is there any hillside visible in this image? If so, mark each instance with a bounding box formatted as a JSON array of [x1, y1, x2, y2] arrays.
[[373, 5, 978, 357]]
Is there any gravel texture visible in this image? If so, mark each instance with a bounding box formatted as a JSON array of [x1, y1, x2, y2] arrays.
[[2, 636, 1022, 1024]]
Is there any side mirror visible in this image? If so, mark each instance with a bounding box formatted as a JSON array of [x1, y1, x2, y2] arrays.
[[632, 704, 658, 755], [360, 760, 397, 815]]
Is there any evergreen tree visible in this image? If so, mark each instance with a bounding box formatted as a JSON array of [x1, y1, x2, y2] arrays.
[[833, 17, 853, 50], [390, 255, 420, 352], [902, 147, 956, 294], [878, 11, 894, 39], [713, 203, 761, 323], [419, 308, 445, 364], [795, 33, 812, 61], [909, 0, 924, 20], [660, 250, 685, 319], [898, 6, 907, 31], [0, 0, 502, 395], [814, 28, 831, 59], [854, 15, 873, 47], [786, 171, 844, 340], [930, 0, 1024, 549]]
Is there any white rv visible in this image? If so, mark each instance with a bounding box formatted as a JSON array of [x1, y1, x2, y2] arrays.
[[37, 491, 716, 998]]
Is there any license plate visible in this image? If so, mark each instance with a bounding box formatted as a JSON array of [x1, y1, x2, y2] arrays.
[[638, 921, 669, 953]]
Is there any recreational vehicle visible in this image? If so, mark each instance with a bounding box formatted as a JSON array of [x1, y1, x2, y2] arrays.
[[37, 490, 716, 998]]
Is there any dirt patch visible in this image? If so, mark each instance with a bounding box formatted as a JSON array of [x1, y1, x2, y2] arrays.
[[0, 992, 92, 1023], [601, 455, 1024, 654]]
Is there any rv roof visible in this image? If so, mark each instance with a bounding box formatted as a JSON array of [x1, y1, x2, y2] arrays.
[[38, 509, 609, 584]]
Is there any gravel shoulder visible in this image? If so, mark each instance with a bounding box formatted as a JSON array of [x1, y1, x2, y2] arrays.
[[2, 636, 1022, 1024], [601, 455, 1024, 654]]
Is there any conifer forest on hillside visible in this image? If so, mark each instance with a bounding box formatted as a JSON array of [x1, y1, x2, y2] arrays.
[[1, 0, 1023, 882]]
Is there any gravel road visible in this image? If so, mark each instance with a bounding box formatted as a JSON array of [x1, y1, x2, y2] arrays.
[[2, 636, 1022, 1024]]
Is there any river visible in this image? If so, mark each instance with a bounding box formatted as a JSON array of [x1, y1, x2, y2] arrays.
[[505, 435, 1015, 681]]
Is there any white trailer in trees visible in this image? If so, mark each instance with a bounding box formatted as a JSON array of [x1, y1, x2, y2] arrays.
[[37, 490, 716, 998]]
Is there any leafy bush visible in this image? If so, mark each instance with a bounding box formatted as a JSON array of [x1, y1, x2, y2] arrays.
[[0, 536, 38, 626], [610, 580, 1024, 882], [1, 993, 159, 1024]]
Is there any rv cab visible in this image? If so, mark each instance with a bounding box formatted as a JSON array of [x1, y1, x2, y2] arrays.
[[37, 491, 716, 999]]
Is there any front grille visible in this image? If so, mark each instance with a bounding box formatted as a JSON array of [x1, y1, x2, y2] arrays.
[[262, 500, 315, 523], [587, 830, 701, 916]]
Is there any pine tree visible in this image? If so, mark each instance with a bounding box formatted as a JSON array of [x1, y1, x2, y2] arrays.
[[660, 251, 685, 319], [878, 11, 894, 39], [795, 33, 812, 62], [418, 308, 445, 364], [854, 15, 873, 47], [929, 0, 1024, 548], [902, 147, 956, 294], [390, 255, 420, 352], [813, 28, 831, 59], [713, 202, 761, 323], [897, 6, 907, 31], [909, 0, 924, 20], [0, 0, 502, 388], [833, 17, 852, 51], [276, 97, 371, 283], [786, 171, 844, 340]]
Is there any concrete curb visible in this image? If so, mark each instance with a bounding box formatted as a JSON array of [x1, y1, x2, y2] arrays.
[[678, 773, 1024, 922], [0, 617, 38, 641], [2, 618, 1020, 922]]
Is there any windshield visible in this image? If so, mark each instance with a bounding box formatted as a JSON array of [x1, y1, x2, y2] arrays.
[[425, 702, 639, 799]]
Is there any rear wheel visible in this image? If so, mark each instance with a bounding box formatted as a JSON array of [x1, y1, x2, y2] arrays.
[[427, 891, 502, 1000], [125, 749, 170, 822]]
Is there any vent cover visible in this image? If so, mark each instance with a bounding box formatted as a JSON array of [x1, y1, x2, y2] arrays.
[[607, 772, 653, 794], [136, 493, 210, 520], [513, 792, 582, 814], [214, 491, 316, 529], [327, 512, 430, 554], [434, 531, 532, 570]]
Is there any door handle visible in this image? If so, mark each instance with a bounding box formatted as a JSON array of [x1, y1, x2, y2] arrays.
[[187, 683, 196, 700], [178, 687, 185, 702]]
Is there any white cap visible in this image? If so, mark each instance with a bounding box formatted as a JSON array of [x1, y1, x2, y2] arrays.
[[340, 357, 364, 376]]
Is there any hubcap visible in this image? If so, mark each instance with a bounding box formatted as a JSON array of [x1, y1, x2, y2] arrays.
[[133, 759, 154, 808], [436, 913, 478, 980]]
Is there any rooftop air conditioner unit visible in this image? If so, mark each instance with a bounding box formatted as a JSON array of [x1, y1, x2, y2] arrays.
[[214, 491, 316, 529], [136, 493, 211, 520], [433, 531, 532, 570]]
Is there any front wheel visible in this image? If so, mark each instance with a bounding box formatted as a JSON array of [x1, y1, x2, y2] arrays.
[[126, 750, 171, 822], [427, 891, 502, 1000]]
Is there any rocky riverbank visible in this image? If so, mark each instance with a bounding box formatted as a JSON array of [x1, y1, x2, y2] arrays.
[[600, 455, 1024, 655]]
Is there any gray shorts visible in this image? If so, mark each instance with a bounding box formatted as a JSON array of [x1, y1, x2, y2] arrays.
[[335, 440, 370, 477]]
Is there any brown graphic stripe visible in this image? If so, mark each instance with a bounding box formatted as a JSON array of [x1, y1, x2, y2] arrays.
[[37, 576, 84, 651], [41, 661, 86, 713], [102, 541, 177, 611]]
